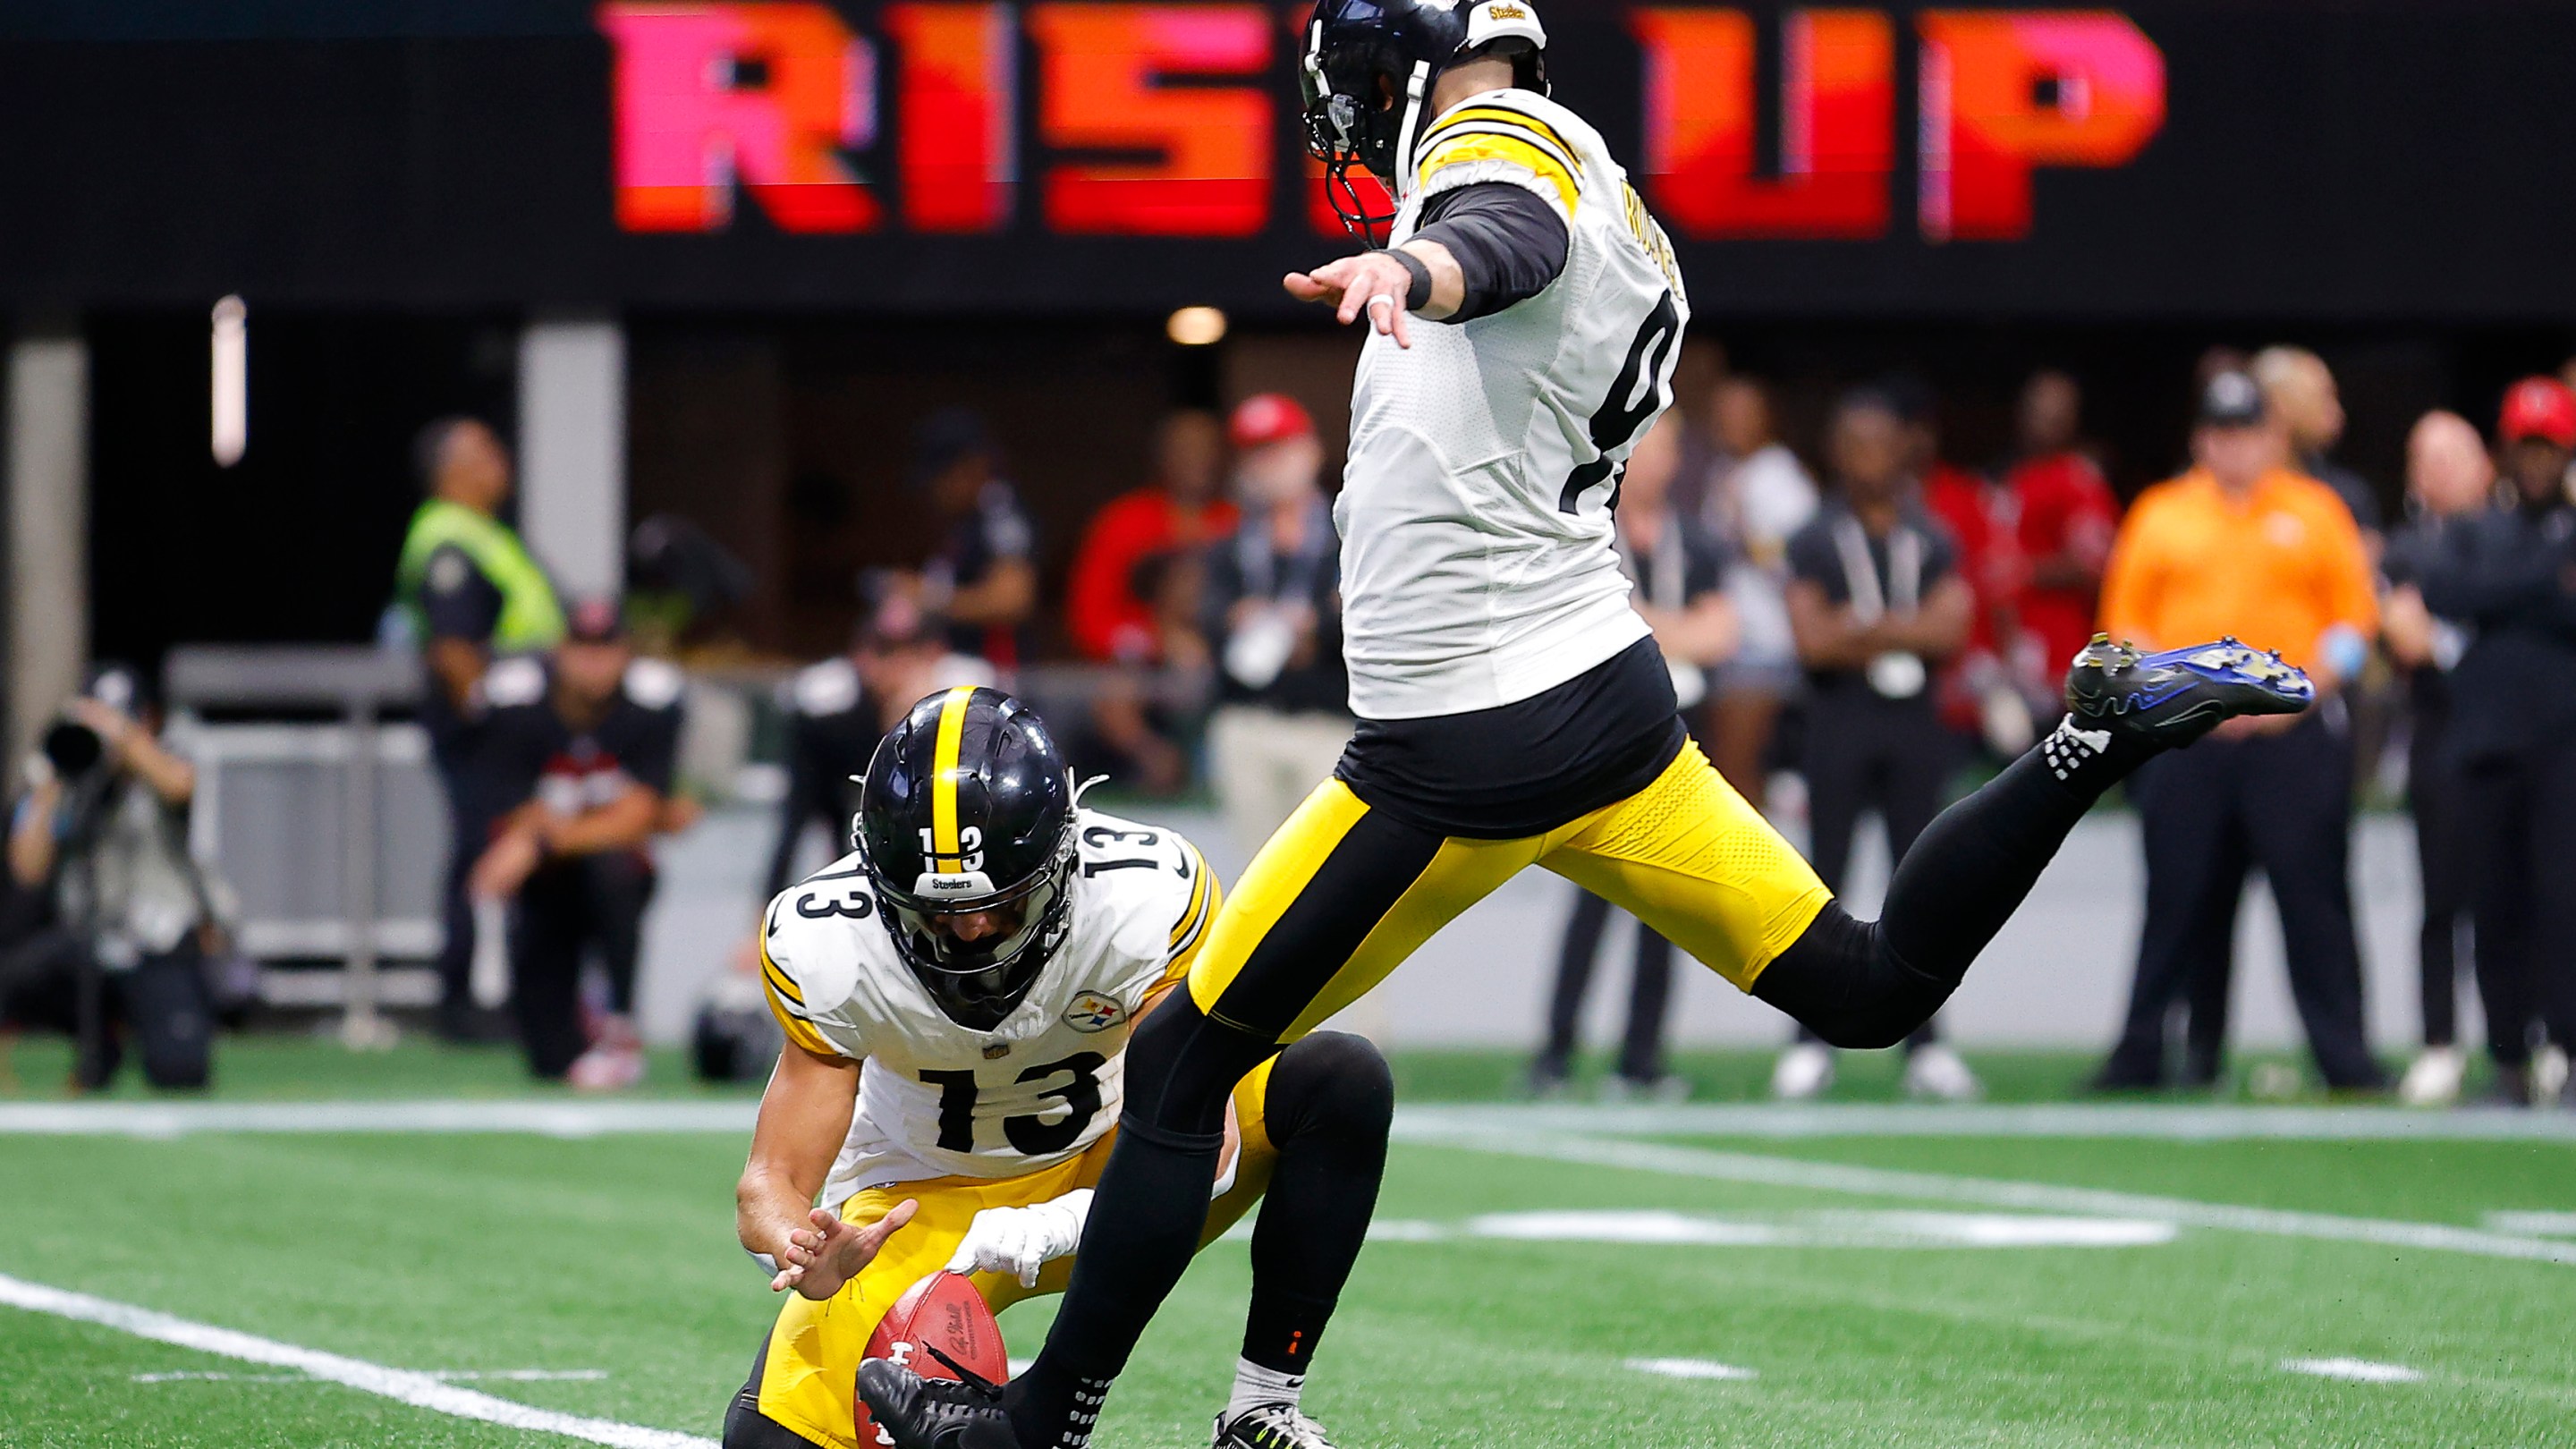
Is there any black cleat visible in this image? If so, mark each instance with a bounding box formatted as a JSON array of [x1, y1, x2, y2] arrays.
[[856, 1358, 1020, 1449], [2063, 634, 2312, 747], [1212, 1402, 1343, 1448]]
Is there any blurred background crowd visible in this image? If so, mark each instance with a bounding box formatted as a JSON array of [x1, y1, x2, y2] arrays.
[[13, 330, 2576, 1114], [5, 1, 2576, 1110]]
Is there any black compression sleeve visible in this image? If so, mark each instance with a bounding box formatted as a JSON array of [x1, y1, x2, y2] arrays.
[[1411, 181, 1571, 322]]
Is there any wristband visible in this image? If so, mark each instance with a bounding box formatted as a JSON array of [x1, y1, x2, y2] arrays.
[[1375, 247, 1434, 311]]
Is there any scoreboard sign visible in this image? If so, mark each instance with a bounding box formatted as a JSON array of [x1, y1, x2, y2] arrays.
[[597, 4, 2162, 246], [0, 2, 2570, 319]]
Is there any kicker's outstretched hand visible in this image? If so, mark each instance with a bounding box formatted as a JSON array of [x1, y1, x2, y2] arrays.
[[1284, 251, 1418, 350], [770, 1199, 918, 1301]]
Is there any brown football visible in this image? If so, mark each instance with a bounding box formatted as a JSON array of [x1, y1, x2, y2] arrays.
[[854, 1271, 1010, 1446]]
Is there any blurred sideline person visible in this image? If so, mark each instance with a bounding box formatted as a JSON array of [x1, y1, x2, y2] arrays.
[[698, 592, 996, 1083], [729, 689, 1390, 1449], [1068, 410, 1236, 795], [2380, 411, 2494, 1106], [1776, 390, 1981, 1102], [393, 416, 565, 1041], [860, 7, 2317, 1444], [1202, 394, 1351, 860], [2093, 370, 2384, 1092], [2254, 346, 2384, 549], [908, 408, 1037, 673], [1699, 374, 1818, 807], [469, 599, 685, 1087], [3, 667, 216, 1089], [765, 590, 996, 902], [1905, 381, 2024, 755], [2003, 370, 2121, 709], [1067, 410, 1236, 665], [2412, 378, 2576, 1106], [1530, 413, 1735, 1101]]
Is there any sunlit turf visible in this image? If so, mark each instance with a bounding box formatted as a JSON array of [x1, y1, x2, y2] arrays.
[[6, 1105, 2572, 1447]]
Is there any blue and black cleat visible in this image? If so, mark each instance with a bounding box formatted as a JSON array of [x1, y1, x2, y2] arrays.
[[2063, 634, 2313, 747]]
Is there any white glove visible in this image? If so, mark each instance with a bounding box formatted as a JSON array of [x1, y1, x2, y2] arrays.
[[944, 1190, 1093, 1287]]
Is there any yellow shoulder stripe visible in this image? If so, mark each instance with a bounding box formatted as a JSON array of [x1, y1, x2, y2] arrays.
[[758, 944, 806, 1007], [1166, 848, 1212, 950], [1425, 105, 1580, 171], [1418, 132, 1578, 213], [1161, 847, 1222, 984], [765, 985, 835, 1057]]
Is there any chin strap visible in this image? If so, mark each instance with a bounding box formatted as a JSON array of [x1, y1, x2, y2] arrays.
[[1390, 59, 1431, 204]]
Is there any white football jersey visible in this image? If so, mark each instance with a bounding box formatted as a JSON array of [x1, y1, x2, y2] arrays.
[[760, 810, 1217, 1206], [1338, 87, 1690, 720]]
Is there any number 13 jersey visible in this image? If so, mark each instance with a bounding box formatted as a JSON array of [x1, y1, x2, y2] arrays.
[[1340, 87, 1690, 722], [758, 810, 1217, 1206]]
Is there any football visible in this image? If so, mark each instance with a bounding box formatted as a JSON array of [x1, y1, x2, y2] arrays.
[[855, 1271, 1010, 1446]]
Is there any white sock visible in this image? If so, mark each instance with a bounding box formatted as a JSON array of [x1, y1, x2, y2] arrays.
[[1225, 1358, 1305, 1418]]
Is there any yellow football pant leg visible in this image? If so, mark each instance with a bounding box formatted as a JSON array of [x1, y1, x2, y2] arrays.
[[1185, 741, 1833, 1045], [1187, 778, 1544, 1040], [752, 1059, 1280, 1449], [1542, 739, 1832, 990]]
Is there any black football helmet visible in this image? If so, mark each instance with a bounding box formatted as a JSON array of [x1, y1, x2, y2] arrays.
[[855, 687, 1079, 1030], [1300, 0, 1551, 240]]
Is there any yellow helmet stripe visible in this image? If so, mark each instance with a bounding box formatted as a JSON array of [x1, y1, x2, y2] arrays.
[[928, 684, 979, 868]]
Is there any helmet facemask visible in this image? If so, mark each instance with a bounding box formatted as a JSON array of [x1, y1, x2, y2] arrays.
[[1300, 22, 1425, 244], [869, 820, 1078, 1031]]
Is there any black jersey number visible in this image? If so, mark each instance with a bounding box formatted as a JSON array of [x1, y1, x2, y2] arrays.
[[1557, 290, 1682, 515], [1080, 826, 1183, 879], [793, 886, 873, 920], [917, 1053, 1106, 1156]]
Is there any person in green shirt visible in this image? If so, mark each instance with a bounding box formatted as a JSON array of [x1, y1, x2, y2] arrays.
[[393, 417, 564, 1040]]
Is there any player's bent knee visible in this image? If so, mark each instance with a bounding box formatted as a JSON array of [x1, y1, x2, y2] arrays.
[[1123, 990, 1280, 1143], [1752, 902, 1956, 1051], [1267, 1030, 1395, 1143]]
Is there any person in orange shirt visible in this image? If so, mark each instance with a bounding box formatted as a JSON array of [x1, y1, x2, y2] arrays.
[[2092, 369, 2385, 1092]]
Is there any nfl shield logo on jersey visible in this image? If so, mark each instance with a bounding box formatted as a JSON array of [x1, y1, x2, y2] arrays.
[[1062, 991, 1126, 1033]]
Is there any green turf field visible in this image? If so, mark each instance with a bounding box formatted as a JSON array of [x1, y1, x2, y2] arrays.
[[5, 1040, 2573, 1449]]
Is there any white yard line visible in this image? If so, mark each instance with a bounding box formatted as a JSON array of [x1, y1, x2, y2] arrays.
[[1402, 1101, 2576, 1142], [134, 1368, 607, 1384], [1, 1273, 711, 1449], [2482, 1210, 2576, 1237], [0, 1100, 758, 1138], [1625, 1357, 1758, 1381], [1398, 1125, 2576, 1266], [2282, 1358, 2426, 1384], [6, 1097, 2576, 1140]]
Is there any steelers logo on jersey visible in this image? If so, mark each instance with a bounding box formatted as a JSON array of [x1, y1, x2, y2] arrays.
[[1062, 991, 1126, 1034]]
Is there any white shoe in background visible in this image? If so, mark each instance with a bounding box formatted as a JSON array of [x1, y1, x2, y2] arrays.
[[569, 1015, 646, 1093], [2532, 1045, 2569, 1106], [2396, 1046, 2465, 1108], [1903, 1044, 1985, 1102], [1771, 1043, 1835, 1101], [568, 1044, 646, 1092]]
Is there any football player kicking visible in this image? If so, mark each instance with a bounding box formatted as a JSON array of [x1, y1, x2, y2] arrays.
[[731, 686, 1391, 1449], [861, 4, 2318, 1446]]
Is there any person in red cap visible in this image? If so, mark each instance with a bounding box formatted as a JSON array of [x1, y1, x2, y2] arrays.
[[2408, 377, 2576, 1106], [1201, 393, 1350, 859]]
